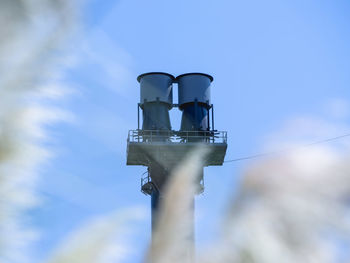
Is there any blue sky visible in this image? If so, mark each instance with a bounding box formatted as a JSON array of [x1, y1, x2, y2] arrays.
[[32, 0, 350, 262]]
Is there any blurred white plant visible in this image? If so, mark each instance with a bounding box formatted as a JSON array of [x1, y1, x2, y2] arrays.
[[0, 0, 77, 262], [146, 131, 350, 263], [2, 2, 350, 263], [45, 208, 146, 263], [203, 146, 350, 263], [145, 147, 210, 263]]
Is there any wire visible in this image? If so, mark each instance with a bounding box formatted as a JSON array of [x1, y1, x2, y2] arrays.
[[224, 132, 350, 163]]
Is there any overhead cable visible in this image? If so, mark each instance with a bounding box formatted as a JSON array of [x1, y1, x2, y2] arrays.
[[224, 132, 350, 163]]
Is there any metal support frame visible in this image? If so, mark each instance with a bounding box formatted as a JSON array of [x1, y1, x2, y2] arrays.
[[211, 104, 214, 131], [194, 99, 198, 130], [137, 103, 141, 142]]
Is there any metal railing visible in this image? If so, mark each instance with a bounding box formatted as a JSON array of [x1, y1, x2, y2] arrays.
[[141, 170, 154, 195], [128, 129, 227, 144]]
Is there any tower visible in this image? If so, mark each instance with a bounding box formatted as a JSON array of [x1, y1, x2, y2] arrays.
[[126, 72, 227, 259]]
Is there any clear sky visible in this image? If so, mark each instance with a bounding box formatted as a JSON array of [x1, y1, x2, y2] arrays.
[[32, 0, 350, 262]]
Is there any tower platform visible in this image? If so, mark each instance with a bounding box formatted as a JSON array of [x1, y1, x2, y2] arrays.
[[126, 130, 227, 167]]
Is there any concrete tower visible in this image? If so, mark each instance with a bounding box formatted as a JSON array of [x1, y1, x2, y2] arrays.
[[126, 72, 227, 261]]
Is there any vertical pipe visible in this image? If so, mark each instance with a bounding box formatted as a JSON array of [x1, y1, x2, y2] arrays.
[[138, 103, 140, 129], [207, 107, 210, 142], [211, 104, 214, 131], [137, 104, 140, 142], [207, 107, 210, 131], [149, 165, 195, 263], [151, 188, 160, 232], [151, 188, 195, 263]]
